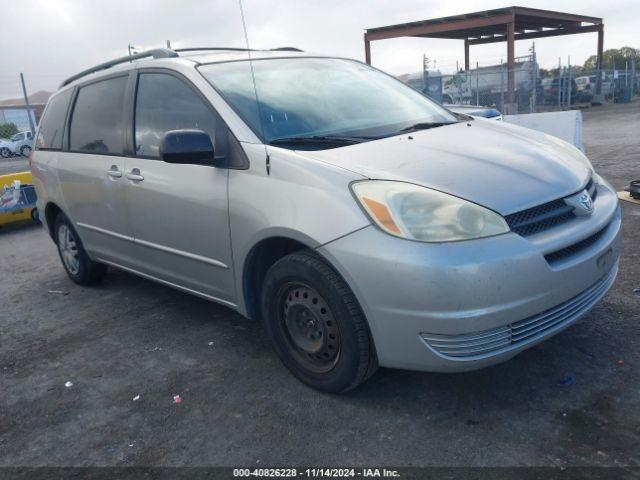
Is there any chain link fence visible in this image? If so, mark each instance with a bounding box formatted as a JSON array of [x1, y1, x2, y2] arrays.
[[409, 58, 638, 114]]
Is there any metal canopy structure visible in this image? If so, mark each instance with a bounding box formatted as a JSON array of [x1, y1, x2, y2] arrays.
[[364, 6, 604, 111]]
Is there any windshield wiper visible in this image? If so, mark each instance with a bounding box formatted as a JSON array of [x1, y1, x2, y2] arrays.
[[397, 121, 458, 134], [269, 135, 368, 146]]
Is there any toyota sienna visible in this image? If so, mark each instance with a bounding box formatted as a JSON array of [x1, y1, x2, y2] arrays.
[[31, 48, 621, 392]]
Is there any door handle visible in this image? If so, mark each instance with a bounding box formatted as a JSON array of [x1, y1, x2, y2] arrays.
[[107, 166, 122, 178], [125, 168, 144, 182]]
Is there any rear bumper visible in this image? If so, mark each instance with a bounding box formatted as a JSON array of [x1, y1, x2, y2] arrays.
[[318, 181, 621, 372]]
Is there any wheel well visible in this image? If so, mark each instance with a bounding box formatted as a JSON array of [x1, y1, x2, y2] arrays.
[[44, 203, 62, 240], [243, 237, 309, 320]]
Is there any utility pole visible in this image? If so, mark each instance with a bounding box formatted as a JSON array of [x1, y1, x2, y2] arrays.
[[530, 42, 537, 113], [20, 73, 36, 136], [567, 55, 572, 107], [422, 55, 429, 95], [475, 61, 479, 106], [557, 57, 562, 108], [500, 59, 505, 112], [166, 40, 172, 49]]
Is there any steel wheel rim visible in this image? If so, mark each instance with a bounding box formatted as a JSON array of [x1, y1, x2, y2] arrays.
[[279, 283, 340, 373], [58, 225, 80, 275]]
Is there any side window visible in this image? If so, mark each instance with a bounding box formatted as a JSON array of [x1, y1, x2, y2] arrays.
[[134, 73, 218, 158], [69, 76, 127, 154]]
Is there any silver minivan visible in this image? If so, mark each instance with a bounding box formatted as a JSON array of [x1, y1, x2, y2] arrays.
[[32, 48, 621, 392]]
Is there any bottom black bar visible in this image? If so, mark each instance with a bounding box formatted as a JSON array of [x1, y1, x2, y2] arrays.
[[0, 467, 638, 480]]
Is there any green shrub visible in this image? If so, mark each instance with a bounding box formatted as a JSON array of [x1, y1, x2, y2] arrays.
[[0, 122, 19, 139]]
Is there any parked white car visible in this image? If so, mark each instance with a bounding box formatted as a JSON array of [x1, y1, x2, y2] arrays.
[[0, 131, 34, 158], [445, 104, 502, 120], [0, 139, 11, 158]]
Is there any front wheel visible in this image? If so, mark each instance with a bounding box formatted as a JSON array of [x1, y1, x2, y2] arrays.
[[20, 145, 31, 157], [261, 250, 377, 393], [54, 213, 107, 285]]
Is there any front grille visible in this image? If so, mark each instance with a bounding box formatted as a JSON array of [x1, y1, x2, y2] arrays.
[[505, 199, 574, 236], [544, 226, 608, 265], [505, 178, 597, 237], [420, 264, 617, 359]]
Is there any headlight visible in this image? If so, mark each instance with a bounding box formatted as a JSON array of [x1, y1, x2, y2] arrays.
[[351, 181, 509, 242]]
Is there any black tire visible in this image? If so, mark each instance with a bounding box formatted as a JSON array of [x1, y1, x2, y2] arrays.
[[0, 147, 10, 158], [261, 250, 377, 393], [54, 212, 107, 285], [20, 145, 31, 157]]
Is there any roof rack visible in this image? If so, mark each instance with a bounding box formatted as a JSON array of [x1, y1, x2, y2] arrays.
[[60, 46, 304, 88], [60, 48, 178, 87], [174, 47, 257, 53], [174, 47, 303, 53], [270, 47, 303, 52]]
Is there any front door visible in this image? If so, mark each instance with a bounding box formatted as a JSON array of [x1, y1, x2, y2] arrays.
[[124, 71, 235, 306]]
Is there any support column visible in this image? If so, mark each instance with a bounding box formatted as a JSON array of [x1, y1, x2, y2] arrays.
[[506, 20, 516, 113], [595, 23, 604, 96], [464, 39, 469, 71], [364, 34, 371, 65]]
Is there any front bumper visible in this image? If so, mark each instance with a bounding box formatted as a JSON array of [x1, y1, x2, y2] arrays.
[[318, 180, 621, 372]]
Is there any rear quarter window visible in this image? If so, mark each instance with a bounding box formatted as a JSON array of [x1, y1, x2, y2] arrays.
[[36, 88, 73, 150]]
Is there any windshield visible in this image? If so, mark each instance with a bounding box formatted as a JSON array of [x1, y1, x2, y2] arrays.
[[199, 57, 457, 146]]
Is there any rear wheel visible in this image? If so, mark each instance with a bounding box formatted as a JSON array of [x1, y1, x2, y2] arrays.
[[0, 147, 10, 158], [54, 213, 107, 285], [261, 250, 377, 393]]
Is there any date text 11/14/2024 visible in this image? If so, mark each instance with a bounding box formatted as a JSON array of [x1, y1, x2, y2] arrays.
[[232, 468, 401, 477]]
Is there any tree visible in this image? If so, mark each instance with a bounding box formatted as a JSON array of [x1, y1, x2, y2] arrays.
[[0, 122, 19, 139], [583, 47, 640, 70]]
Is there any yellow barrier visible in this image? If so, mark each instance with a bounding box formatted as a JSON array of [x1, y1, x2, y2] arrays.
[[0, 171, 38, 226]]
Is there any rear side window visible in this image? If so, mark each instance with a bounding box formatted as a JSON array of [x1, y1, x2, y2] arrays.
[[69, 76, 127, 154], [134, 73, 217, 158]]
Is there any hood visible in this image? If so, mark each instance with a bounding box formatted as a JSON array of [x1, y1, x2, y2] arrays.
[[304, 119, 590, 215]]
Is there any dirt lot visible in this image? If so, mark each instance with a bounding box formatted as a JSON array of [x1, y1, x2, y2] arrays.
[[1, 101, 639, 469]]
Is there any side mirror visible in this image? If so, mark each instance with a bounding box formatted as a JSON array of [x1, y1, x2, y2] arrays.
[[159, 129, 215, 165]]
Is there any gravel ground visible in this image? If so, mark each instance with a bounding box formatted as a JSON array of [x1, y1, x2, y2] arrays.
[[0, 100, 639, 469]]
